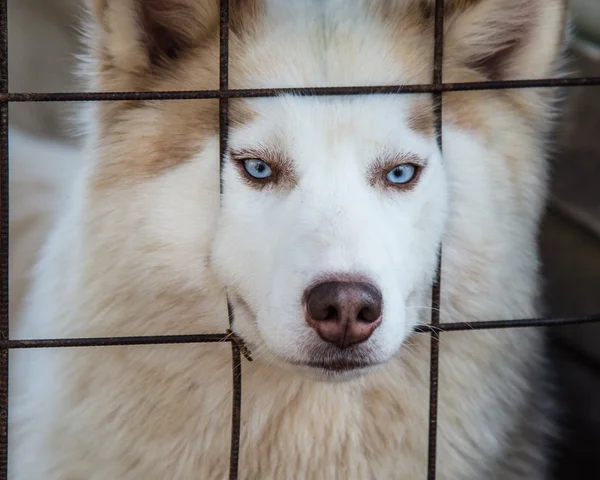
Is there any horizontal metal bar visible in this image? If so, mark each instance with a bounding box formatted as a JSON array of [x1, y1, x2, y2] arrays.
[[413, 314, 600, 333], [1, 333, 230, 349], [1, 314, 599, 350], [2, 77, 599, 103]]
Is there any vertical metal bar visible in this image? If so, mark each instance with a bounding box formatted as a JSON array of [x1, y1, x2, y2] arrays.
[[219, 0, 230, 195], [219, 1, 242, 479], [228, 322, 242, 480], [0, 0, 8, 475], [0, 108, 6, 478], [427, 1, 445, 479]]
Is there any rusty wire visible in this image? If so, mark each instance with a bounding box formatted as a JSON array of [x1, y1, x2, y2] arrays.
[[0, 77, 599, 104], [427, 0, 445, 477], [1, 0, 9, 475]]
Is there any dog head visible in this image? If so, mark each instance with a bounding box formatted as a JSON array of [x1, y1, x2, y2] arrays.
[[86, 0, 565, 379]]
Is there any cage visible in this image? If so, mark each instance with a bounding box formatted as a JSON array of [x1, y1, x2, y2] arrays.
[[2, 1, 600, 479]]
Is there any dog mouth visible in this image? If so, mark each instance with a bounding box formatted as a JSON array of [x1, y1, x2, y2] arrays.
[[289, 344, 383, 374], [294, 358, 378, 373], [228, 293, 384, 375]]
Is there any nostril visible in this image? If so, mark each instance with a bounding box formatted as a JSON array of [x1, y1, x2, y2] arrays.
[[325, 306, 337, 321], [307, 294, 339, 322], [306, 282, 382, 319], [358, 306, 379, 323], [305, 280, 383, 348]]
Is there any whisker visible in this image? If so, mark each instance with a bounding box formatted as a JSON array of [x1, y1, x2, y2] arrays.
[[406, 305, 478, 332]]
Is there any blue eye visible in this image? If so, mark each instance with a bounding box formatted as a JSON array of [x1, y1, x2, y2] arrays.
[[243, 159, 273, 179], [386, 164, 418, 185]]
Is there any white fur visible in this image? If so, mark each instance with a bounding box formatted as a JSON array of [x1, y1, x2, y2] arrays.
[[9, 1, 561, 478], [8, 128, 81, 329]]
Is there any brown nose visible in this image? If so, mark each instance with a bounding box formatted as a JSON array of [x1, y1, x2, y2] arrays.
[[305, 281, 383, 349]]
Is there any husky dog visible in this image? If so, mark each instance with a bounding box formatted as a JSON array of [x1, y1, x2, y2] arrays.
[[9, 0, 567, 478]]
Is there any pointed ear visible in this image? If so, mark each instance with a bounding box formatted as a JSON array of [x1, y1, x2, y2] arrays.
[[443, 0, 567, 81], [90, 0, 219, 74]]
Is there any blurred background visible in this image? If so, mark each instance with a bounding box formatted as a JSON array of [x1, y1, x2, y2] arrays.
[[6, 0, 600, 478], [541, 1, 600, 476]]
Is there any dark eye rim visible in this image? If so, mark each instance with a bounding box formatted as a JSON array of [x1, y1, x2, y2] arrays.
[[368, 154, 427, 190], [231, 154, 277, 185], [382, 162, 424, 190], [242, 158, 273, 178], [229, 148, 298, 190], [387, 164, 417, 183]]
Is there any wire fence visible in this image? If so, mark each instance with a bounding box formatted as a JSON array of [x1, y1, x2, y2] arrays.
[[1, 0, 600, 479]]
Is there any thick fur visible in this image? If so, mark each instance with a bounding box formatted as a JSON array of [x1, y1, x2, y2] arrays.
[[8, 0, 82, 322], [8, 128, 81, 330], [9, 0, 566, 479]]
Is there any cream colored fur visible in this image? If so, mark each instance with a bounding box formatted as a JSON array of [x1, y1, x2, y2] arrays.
[[8, 128, 81, 330], [9, 1, 567, 479], [8, 0, 83, 323]]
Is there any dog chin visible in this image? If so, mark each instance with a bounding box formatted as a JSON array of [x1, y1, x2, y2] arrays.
[[229, 296, 387, 381], [289, 360, 383, 382], [272, 345, 388, 382]]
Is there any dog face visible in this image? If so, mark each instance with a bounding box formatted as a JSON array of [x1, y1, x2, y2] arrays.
[[87, 0, 565, 379], [211, 94, 446, 378]]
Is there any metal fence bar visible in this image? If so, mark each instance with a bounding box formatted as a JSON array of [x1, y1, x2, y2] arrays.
[[217, 1, 243, 479], [427, 1, 445, 478], [229, 339, 242, 480], [219, 0, 230, 196], [7, 316, 600, 347], [414, 314, 600, 332], [0, 0, 8, 475], [1, 313, 599, 351], [2, 334, 231, 349], [2, 76, 600, 103]]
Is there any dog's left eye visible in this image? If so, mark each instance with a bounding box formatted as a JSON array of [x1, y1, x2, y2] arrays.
[[243, 159, 273, 179], [386, 164, 418, 185]]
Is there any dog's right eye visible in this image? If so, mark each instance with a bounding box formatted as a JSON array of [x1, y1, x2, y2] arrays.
[[386, 164, 418, 185], [243, 159, 273, 179]]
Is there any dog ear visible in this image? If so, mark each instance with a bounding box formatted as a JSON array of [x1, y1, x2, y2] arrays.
[[442, 0, 567, 81], [91, 0, 219, 74]]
